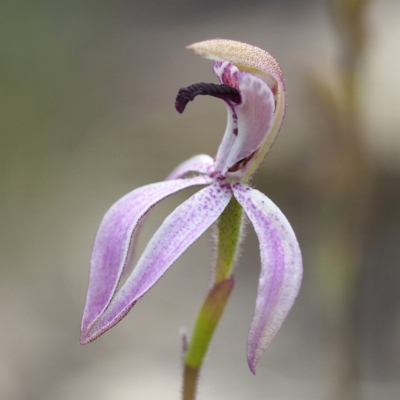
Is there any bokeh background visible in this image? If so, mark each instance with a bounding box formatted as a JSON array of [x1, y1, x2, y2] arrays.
[[1, 0, 399, 399]]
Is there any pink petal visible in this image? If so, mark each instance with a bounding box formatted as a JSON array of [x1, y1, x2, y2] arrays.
[[232, 183, 302, 374], [166, 154, 214, 180], [188, 39, 287, 180], [213, 62, 275, 177], [81, 175, 213, 342], [81, 182, 232, 343]]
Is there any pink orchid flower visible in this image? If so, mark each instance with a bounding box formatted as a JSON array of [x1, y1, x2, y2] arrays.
[[81, 39, 302, 373]]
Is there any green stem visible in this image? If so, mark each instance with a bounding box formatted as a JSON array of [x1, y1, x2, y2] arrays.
[[182, 197, 243, 400], [215, 197, 243, 282], [182, 277, 234, 400]]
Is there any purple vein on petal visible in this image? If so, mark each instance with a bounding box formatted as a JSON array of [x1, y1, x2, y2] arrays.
[[82, 182, 232, 343], [81, 175, 214, 342], [232, 183, 302, 374]]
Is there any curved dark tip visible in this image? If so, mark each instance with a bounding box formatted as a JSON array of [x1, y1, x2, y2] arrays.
[[175, 82, 241, 113]]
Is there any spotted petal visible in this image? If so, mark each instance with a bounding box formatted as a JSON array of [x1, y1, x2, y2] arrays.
[[232, 183, 302, 374], [81, 182, 232, 344], [166, 154, 214, 180], [81, 175, 213, 342]]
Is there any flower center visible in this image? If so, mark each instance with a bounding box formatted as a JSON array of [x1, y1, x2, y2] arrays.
[[175, 82, 241, 114]]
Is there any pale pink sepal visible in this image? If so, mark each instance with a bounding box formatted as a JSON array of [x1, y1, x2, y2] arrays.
[[232, 183, 302, 374], [166, 154, 214, 180], [187, 39, 285, 97], [81, 182, 232, 344], [213, 62, 275, 177], [81, 175, 214, 342]]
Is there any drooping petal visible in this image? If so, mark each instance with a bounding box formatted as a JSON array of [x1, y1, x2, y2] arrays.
[[166, 154, 214, 180], [81, 182, 232, 344], [212, 62, 275, 177], [188, 39, 286, 179], [232, 183, 302, 374], [81, 175, 213, 341]]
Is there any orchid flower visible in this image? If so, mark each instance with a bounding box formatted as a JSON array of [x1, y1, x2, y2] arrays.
[[80, 39, 302, 375]]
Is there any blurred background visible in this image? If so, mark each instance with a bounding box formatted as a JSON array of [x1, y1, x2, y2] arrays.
[[1, 0, 399, 399]]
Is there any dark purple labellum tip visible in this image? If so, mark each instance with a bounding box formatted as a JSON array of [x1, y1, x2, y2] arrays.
[[227, 151, 257, 172], [175, 82, 241, 114]]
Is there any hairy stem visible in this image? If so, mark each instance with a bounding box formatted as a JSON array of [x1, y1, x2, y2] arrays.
[[182, 365, 199, 400], [181, 197, 243, 400]]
